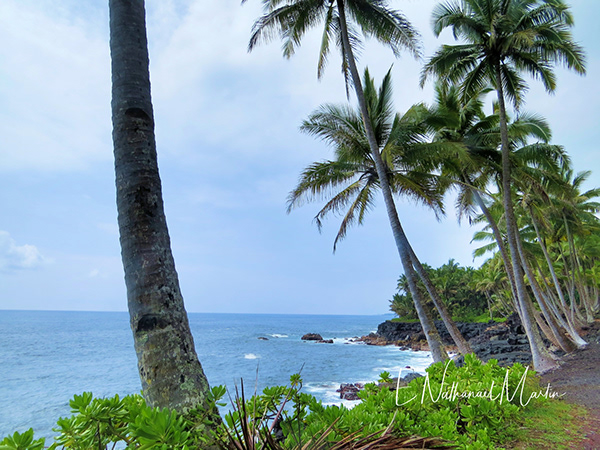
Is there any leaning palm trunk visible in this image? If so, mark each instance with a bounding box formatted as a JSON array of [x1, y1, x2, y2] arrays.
[[336, 0, 447, 362], [109, 0, 212, 410], [471, 187, 521, 315], [495, 68, 558, 373], [529, 209, 587, 348], [407, 244, 473, 355], [564, 215, 595, 324], [515, 236, 577, 352]]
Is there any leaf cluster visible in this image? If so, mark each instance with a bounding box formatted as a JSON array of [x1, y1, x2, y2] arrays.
[[0, 386, 226, 450], [220, 356, 544, 449]]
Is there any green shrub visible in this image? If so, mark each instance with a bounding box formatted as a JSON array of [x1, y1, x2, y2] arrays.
[[223, 355, 545, 449], [0, 357, 555, 449], [1, 386, 226, 450], [0, 429, 46, 450]]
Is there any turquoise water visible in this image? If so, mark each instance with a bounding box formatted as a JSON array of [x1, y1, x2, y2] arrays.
[[0, 310, 432, 441]]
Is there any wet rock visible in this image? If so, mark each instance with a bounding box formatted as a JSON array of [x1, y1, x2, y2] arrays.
[[375, 313, 538, 367], [318, 339, 334, 344], [337, 383, 363, 400], [301, 333, 323, 341]]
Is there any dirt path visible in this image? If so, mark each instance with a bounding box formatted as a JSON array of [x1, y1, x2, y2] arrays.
[[540, 323, 600, 450]]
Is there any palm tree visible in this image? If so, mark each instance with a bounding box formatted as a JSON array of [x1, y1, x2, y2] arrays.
[[546, 169, 600, 321], [288, 69, 452, 361], [245, 1, 460, 362], [518, 172, 590, 348], [109, 0, 212, 411], [422, 0, 586, 373]]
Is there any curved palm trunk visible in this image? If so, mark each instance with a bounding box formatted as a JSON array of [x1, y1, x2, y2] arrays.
[[556, 242, 585, 328], [530, 209, 587, 348], [495, 66, 558, 373], [336, 0, 447, 362], [515, 235, 577, 352], [407, 244, 473, 354], [109, 0, 212, 410], [563, 215, 595, 324], [470, 186, 520, 315]]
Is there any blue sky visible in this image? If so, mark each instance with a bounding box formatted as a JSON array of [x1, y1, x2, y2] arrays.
[[0, 0, 598, 314]]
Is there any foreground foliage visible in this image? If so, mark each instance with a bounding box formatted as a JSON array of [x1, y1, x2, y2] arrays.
[[2, 356, 569, 450]]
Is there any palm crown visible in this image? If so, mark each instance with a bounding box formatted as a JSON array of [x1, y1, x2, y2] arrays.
[[288, 68, 445, 250], [421, 0, 586, 106], [244, 0, 420, 84]]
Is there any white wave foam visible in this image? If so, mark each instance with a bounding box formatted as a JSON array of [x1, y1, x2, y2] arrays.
[[270, 334, 288, 338], [244, 353, 260, 360], [332, 337, 366, 345]]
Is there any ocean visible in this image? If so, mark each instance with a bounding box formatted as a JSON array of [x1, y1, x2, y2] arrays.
[[0, 310, 432, 441]]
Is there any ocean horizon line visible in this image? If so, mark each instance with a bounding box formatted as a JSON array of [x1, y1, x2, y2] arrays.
[[0, 309, 394, 317]]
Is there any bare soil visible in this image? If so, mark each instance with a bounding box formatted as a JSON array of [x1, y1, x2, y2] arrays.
[[540, 321, 600, 450]]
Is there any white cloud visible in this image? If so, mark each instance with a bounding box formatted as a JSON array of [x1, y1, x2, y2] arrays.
[[0, 231, 47, 271], [0, 0, 111, 172]]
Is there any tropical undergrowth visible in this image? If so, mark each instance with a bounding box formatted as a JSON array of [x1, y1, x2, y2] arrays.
[[0, 355, 571, 450]]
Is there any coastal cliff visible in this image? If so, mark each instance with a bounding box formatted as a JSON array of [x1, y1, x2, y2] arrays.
[[363, 314, 537, 366]]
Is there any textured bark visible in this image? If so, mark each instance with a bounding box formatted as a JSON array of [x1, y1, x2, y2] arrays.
[[336, 0, 447, 362], [109, 0, 211, 411], [495, 66, 558, 373]]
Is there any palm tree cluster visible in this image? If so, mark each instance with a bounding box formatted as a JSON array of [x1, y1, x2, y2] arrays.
[[245, 0, 592, 373], [391, 259, 490, 322]]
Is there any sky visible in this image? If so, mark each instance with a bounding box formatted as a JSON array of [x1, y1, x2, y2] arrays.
[[0, 0, 598, 315]]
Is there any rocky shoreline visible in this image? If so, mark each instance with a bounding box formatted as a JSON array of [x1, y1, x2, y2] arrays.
[[358, 314, 540, 367], [333, 318, 600, 402], [333, 315, 541, 401]]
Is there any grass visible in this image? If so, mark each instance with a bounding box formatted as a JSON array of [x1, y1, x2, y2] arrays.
[[390, 317, 420, 323], [506, 399, 589, 449]]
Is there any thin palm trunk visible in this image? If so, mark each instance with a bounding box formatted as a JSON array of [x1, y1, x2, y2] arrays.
[[563, 218, 591, 324], [563, 215, 595, 323], [533, 256, 587, 347], [109, 0, 212, 411], [495, 66, 557, 373], [471, 186, 520, 314], [407, 244, 473, 354], [515, 236, 576, 352], [336, 0, 447, 362]]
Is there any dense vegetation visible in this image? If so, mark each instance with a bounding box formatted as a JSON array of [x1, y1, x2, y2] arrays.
[[284, 0, 597, 371], [1, 356, 584, 449], [390, 260, 491, 322], [5, 0, 595, 449]]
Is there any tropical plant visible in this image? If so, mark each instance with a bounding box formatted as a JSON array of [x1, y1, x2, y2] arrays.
[[422, 0, 586, 373], [244, 0, 461, 363], [426, 80, 589, 351], [223, 356, 541, 449], [390, 261, 489, 323], [108, 0, 214, 410], [0, 389, 226, 450], [288, 68, 464, 360], [0, 429, 45, 450]]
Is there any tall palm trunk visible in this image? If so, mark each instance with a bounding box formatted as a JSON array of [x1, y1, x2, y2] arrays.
[[407, 245, 473, 354], [109, 0, 212, 410], [563, 215, 595, 323], [515, 235, 577, 352], [336, 0, 447, 362], [470, 186, 520, 314], [530, 209, 587, 347], [495, 66, 558, 373]]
